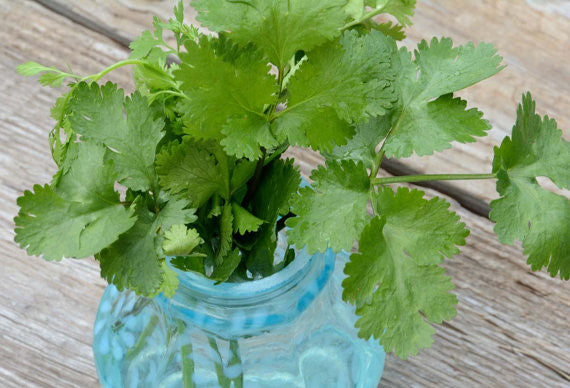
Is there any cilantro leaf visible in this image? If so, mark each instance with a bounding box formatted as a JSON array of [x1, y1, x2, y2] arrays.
[[221, 115, 279, 160], [69, 82, 165, 191], [344, 187, 466, 358], [386, 93, 491, 157], [490, 93, 570, 279], [383, 38, 504, 158], [17, 61, 80, 88], [192, 0, 347, 68], [130, 29, 164, 60], [344, 0, 365, 19], [15, 142, 136, 261], [174, 35, 277, 150], [351, 219, 457, 359], [367, 0, 416, 27], [324, 116, 391, 169], [217, 203, 234, 263], [231, 202, 264, 235], [274, 30, 395, 150], [156, 137, 228, 207], [98, 196, 196, 296], [211, 249, 242, 283], [247, 159, 301, 276], [163, 224, 203, 256], [159, 264, 180, 297], [373, 21, 406, 41], [287, 160, 370, 253]]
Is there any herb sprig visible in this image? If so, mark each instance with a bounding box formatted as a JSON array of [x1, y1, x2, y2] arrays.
[[14, 0, 569, 359]]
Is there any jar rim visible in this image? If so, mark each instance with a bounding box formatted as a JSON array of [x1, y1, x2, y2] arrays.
[[170, 248, 333, 301]]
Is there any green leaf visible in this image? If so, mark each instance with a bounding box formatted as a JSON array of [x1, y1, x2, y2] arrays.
[[230, 160, 257, 193], [386, 93, 491, 157], [221, 115, 279, 160], [217, 203, 234, 263], [324, 116, 391, 169], [343, 186, 467, 303], [17, 61, 78, 87], [351, 219, 457, 359], [490, 93, 570, 279], [287, 160, 370, 253], [368, 0, 416, 26], [163, 224, 203, 256], [130, 30, 163, 60], [170, 255, 206, 274], [344, 0, 365, 19], [211, 249, 242, 283], [69, 82, 165, 191], [383, 38, 504, 158], [372, 21, 406, 41], [14, 142, 136, 261], [174, 35, 277, 150], [98, 196, 196, 296], [192, 0, 347, 68], [231, 202, 264, 235], [156, 137, 227, 207], [274, 30, 395, 150], [158, 263, 179, 297], [344, 186, 466, 358], [247, 159, 301, 276]]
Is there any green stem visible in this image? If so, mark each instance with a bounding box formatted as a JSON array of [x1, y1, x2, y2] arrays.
[[181, 343, 196, 388], [82, 59, 149, 83], [369, 108, 406, 179], [342, 5, 387, 30], [207, 336, 232, 388], [228, 339, 244, 388], [371, 173, 496, 186], [126, 315, 159, 360], [148, 89, 189, 101]]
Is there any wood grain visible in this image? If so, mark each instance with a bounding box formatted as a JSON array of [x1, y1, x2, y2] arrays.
[[1, 0, 569, 387], [0, 1, 132, 386], [33, 0, 570, 213]]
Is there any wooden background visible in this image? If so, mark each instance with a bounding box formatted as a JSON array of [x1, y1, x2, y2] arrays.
[[1, 0, 569, 386]]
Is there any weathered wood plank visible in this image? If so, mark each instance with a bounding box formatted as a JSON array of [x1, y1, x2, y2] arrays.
[[0, 0, 133, 386], [32, 0, 570, 213], [1, 0, 569, 387]]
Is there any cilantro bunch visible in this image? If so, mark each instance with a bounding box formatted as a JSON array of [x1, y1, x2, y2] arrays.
[[15, 0, 569, 359]]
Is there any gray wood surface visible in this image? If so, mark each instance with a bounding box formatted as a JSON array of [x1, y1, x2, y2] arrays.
[[0, 0, 569, 387]]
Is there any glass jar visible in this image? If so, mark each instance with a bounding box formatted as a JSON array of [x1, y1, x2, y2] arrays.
[[93, 235, 385, 387]]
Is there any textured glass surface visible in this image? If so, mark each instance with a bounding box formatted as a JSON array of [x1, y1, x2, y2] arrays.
[[93, 235, 385, 387]]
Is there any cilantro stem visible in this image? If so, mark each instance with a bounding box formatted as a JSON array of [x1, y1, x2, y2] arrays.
[[371, 173, 496, 185], [370, 108, 406, 179], [342, 5, 387, 30], [181, 343, 195, 388], [148, 89, 189, 101], [207, 336, 232, 388], [81, 59, 150, 83], [228, 339, 244, 388]]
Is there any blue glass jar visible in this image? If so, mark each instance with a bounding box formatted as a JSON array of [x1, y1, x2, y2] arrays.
[[93, 235, 385, 387]]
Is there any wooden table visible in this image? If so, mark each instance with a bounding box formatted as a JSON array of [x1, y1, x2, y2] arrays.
[[1, 0, 569, 386]]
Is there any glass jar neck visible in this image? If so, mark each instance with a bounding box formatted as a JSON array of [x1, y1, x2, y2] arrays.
[[156, 247, 336, 338]]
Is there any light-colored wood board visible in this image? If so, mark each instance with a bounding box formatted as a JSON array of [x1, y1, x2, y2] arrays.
[[1, 0, 569, 387], [0, 0, 133, 386], [33, 0, 570, 207]]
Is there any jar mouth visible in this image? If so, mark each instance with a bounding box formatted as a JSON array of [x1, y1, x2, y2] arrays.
[[170, 246, 327, 302]]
